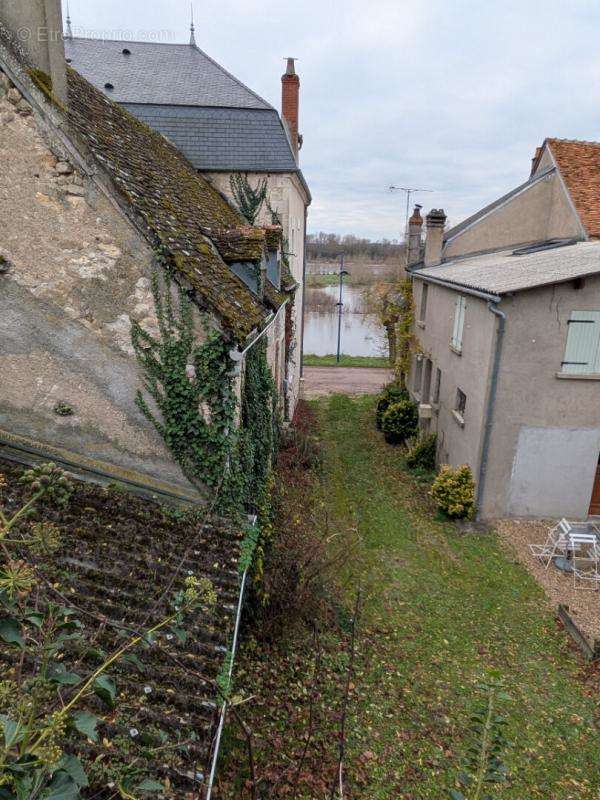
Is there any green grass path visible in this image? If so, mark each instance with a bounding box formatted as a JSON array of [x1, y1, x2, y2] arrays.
[[303, 354, 390, 368], [317, 395, 599, 799]]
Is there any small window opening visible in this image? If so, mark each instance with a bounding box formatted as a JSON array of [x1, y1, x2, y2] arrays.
[[122, 48, 131, 55], [455, 388, 467, 418], [104, 82, 115, 90]]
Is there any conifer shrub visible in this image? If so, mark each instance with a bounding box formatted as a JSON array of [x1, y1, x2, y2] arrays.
[[406, 433, 437, 471], [376, 382, 409, 429], [430, 464, 476, 519], [381, 399, 418, 444]]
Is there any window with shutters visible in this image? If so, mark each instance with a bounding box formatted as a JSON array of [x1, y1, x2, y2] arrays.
[[561, 311, 600, 375], [450, 295, 466, 353]]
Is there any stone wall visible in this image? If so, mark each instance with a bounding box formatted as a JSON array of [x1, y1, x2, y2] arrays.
[[0, 68, 200, 495]]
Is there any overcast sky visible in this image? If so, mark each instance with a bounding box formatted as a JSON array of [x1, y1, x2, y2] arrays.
[[65, 0, 600, 240]]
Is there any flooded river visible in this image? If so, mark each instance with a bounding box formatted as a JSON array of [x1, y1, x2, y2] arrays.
[[303, 284, 388, 358]]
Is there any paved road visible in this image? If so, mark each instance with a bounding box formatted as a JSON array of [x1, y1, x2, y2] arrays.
[[301, 366, 394, 398]]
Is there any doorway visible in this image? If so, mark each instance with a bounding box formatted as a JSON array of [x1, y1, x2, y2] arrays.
[[589, 453, 600, 516]]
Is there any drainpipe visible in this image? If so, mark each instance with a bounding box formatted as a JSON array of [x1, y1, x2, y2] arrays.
[[476, 301, 507, 517]]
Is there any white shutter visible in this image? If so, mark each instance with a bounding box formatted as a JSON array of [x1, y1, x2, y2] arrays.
[[451, 295, 466, 350], [562, 310, 600, 374]]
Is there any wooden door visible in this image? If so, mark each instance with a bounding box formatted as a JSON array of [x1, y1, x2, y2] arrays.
[[589, 456, 600, 515]]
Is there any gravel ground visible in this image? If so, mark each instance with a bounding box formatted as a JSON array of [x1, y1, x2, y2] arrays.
[[496, 518, 600, 643], [301, 366, 393, 398]]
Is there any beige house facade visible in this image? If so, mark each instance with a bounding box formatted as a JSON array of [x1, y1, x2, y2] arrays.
[[410, 138, 600, 519]]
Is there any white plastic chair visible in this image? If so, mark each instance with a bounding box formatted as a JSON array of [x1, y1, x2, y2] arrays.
[[529, 519, 573, 569], [571, 533, 600, 590]]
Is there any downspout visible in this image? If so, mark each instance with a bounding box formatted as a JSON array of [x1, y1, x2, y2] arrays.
[[205, 516, 257, 799], [476, 301, 506, 517]]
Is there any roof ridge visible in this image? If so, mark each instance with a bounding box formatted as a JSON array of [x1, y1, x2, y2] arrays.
[[546, 136, 600, 147], [71, 36, 196, 47]]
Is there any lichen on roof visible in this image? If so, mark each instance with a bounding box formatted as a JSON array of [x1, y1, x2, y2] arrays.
[[0, 458, 244, 797], [65, 67, 269, 341]]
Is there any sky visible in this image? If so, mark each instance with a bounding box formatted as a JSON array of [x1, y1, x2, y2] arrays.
[[64, 0, 600, 240]]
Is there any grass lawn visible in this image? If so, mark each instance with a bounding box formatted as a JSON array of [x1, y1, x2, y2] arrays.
[[320, 395, 600, 799], [307, 273, 342, 287], [303, 354, 390, 368], [220, 396, 600, 798]]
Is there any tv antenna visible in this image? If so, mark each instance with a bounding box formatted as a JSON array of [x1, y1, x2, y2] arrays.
[[389, 185, 435, 239]]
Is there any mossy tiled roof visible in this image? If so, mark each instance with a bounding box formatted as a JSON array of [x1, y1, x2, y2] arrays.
[[66, 68, 269, 341], [0, 459, 244, 797]]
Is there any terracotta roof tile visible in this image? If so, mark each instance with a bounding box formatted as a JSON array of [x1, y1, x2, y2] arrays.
[[546, 138, 600, 238]]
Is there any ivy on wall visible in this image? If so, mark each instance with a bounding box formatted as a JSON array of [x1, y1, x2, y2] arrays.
[[395, 277, 420, 387], [131, 268, 280, 526]]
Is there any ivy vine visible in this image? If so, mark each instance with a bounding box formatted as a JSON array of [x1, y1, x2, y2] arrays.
[[131, 272, 239, 513], [131, 267, 280, 526]]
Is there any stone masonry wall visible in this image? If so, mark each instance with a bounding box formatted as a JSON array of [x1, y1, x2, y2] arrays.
[[0, 69, 200, 494]]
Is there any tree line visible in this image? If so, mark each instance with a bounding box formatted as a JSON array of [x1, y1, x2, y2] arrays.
[[307, 232, 404, 262]]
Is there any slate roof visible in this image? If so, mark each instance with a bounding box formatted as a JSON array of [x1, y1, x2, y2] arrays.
[[415, 240, 600, 295], [124, 104, 298, 172], [0, 458, 244, 797], [545, 138, 600, 239], [65, 67, 272, 341], [64, 38, 301, 174], [64, 38, 271, 109]]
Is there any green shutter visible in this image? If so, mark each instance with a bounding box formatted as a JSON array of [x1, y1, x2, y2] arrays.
[[562, 311, 600, 374]]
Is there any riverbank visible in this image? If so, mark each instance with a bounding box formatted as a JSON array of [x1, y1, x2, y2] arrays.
[[218, 396, 600, 799]]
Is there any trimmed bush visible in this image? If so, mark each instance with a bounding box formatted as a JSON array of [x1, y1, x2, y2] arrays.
[[375, 383, 409, 429], [430, 464, 476, 519], [381, 399, 418, 444], [406, 433, 437, 471]]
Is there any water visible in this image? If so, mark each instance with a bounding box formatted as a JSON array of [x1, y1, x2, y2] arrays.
[[303, 284, 388, 358]]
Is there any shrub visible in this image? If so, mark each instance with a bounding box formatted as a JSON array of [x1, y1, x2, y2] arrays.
[[430, 464, 476, 519], [406, 433, 437, 471], [381, 399, 419, 444], [376, 383, 409, 429]]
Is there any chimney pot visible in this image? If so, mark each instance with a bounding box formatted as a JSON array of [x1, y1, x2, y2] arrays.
[[281, 57, 301, 162], [407, 204, 423, 267], [424, 208, 446, 267]]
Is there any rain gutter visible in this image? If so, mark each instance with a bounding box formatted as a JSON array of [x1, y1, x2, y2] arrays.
[[232, 300, 288, 363], [412, 272, 502, 304], [205, 515, 258, 800]]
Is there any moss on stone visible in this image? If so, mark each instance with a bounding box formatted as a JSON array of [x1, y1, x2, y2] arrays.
[[64, 67, 269, 342]]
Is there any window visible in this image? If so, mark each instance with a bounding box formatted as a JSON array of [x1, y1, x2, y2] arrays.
[[561, 310, 600, 374], [455, 388, 467, 418], [422, 358, 433, 401], [451, 295, 467, 352], [414, 356, 423, 394], [433, 368, 442, 404], [419, 284, 429, 323]]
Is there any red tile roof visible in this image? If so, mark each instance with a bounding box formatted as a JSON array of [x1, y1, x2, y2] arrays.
[[546, 138, 600, 238]]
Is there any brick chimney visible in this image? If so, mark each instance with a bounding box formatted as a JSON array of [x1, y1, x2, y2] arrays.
[[407, 204, 423, 267], [281, 57, 301, 162], [424, 209, 446, 267], [0, 0, 67, 106]]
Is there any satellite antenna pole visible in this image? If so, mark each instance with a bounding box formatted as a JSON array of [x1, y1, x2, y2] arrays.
[[390, 186, 435, 272]]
